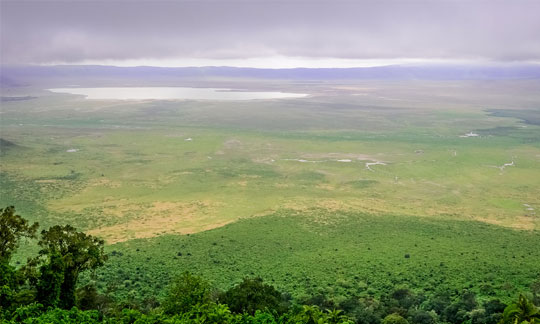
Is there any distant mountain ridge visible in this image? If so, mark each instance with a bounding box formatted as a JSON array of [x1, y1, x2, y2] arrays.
[[2, 64, 540, 84]]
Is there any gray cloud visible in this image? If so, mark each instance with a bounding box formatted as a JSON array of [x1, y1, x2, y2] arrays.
[[1, 0, 540, 65]]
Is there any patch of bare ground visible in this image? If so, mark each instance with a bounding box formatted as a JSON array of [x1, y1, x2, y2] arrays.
[[223, 139, 243, 149], [50, 198, 134, 214], [240, 174, 261, 179], [281, 198, 387, 216], [35, 179, 58, 184], [99, 202, 144, 219], [316, 183, 335, 190], [235, 180, 248, 187], [86, 197, 537, 244], [252, 157, 276, 164], [512, 216, 536, 230], [300, 153, 380, 160], [88, 178, 122, 188], [274, 183, 292, 188], [87, 200, 226, 244], [279, 195, 538, 231], [475, 217, 503, 226], [464, 215, 537, 231]]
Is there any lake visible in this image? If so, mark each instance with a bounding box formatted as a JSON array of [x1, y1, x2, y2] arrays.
[[48, 87, 308, 100]]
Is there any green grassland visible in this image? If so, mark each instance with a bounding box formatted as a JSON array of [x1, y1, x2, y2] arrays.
[[89, 209, 540, 303], [1, 82, 539, 237], [1, 80, 539, 302]]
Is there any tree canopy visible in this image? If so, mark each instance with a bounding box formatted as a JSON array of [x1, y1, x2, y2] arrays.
[[0, 206, 38, 261], [34, 225, 107, 309]]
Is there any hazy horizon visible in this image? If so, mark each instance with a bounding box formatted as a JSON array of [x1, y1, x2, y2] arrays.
[[2, 0, 540, 68]]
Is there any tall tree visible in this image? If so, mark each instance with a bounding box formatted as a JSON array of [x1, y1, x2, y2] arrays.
[[0, 206, 38, 310], [35, 251, 64, 308], [35, 225, 107, 309], [0, 206, 38, 261]]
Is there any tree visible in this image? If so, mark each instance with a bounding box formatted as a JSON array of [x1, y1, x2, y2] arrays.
[[293, 305, 326, 324], [35, 251, 64, 308], [426, 291, 451, 315], [182, 302, 234, 324], [499, 294, 540, 324], [219, 277, 289, 315], [481, 299, 507, 324], [391, 288, 416, 309], [443, 291, 478, 324], [76, 283, 113, 313], [326, 309, 352, 324], [35, 225, 107, 309], [0, 206, 38, 261], [163, 271, 211, 315], [0, 261, 17, 310], [531, 280, 540, 307], [410, 310, 436, 324], [0, 206, 38, 311], [382, 313, 410, 324], [302, 293, 336, 311]]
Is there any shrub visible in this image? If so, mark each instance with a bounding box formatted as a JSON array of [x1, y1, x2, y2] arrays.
[[162, 272, 211, 315]]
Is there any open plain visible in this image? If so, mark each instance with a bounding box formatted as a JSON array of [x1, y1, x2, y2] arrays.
[[1, 77, 540, 302]]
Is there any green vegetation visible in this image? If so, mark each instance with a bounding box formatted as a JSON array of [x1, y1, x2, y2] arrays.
[[2, 206, 539, 323], [500, 295, 540, 324], [32, 224, 107, 309], [219, 277, 289, 315], [1, 206, 106, 313], [94, 209, 540, 304], [162, 272, 212, 315], [1, 82, 539, 240], [1, 80, 539, 322]]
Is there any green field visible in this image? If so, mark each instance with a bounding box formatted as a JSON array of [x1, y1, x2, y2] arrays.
[[1, 80, 539, 303], [92, 209, 540, 304]]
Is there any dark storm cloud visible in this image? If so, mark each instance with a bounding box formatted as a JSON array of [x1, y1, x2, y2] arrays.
[[1, 0, 540, 65]]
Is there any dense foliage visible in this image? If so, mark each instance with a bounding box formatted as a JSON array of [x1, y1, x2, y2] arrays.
[[2, 206, 539, 323], [93, 209, 540, 305]]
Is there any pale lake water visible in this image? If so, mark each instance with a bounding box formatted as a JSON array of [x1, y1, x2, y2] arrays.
[[48, 87, 308, 100]]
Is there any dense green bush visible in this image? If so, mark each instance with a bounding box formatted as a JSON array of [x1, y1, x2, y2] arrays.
[[382, 313, 409, 324], [2, 206, 540, 323], [220, 277, 290, 315], [162, 271, 211, 315]]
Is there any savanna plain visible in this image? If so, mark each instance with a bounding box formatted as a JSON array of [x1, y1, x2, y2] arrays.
[[1, 79, 539, 321]]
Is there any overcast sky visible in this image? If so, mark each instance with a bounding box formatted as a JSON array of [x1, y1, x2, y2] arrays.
[[1, 0, 540, 68]]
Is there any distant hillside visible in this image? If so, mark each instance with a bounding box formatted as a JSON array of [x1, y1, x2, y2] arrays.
[[0, 138, 18, 154], [0, 74, 24, 87], [2, 64, 540, 86], [0, 96, 37, 102]]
